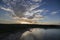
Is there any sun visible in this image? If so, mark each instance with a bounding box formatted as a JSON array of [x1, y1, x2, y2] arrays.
[[16, 18, 38, 24]]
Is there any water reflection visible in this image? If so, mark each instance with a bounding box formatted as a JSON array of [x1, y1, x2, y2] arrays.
[[21, 28, 60, 40]]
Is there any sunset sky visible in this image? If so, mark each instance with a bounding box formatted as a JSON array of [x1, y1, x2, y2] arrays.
[[0, 0, 60, 24]]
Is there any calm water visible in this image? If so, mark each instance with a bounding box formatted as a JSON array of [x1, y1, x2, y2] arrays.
[[0, 28, 60, 40]]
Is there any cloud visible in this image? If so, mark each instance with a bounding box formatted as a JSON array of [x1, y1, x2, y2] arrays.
[[51, 11, 58, 15], [29, 4, 40, 11], [2, 0, 43, 18], [0, 7, 17, 17], [32, 9, 44, 14], [32, 0, 42, 2], [32, 14, 44, 21], [1, 7, 12, 11], [0, 6, 20, 24], [24, 9, 44, 16], [50, 10, 60, 15]]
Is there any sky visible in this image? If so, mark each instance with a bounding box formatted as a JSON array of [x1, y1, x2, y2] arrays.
[[0, 0, 60, 24]]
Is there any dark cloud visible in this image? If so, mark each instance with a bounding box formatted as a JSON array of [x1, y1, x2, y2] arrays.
[[2, 0, 41, 18]]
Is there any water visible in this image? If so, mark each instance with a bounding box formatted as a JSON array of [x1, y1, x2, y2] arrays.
[[0, 28, 60, 40]]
